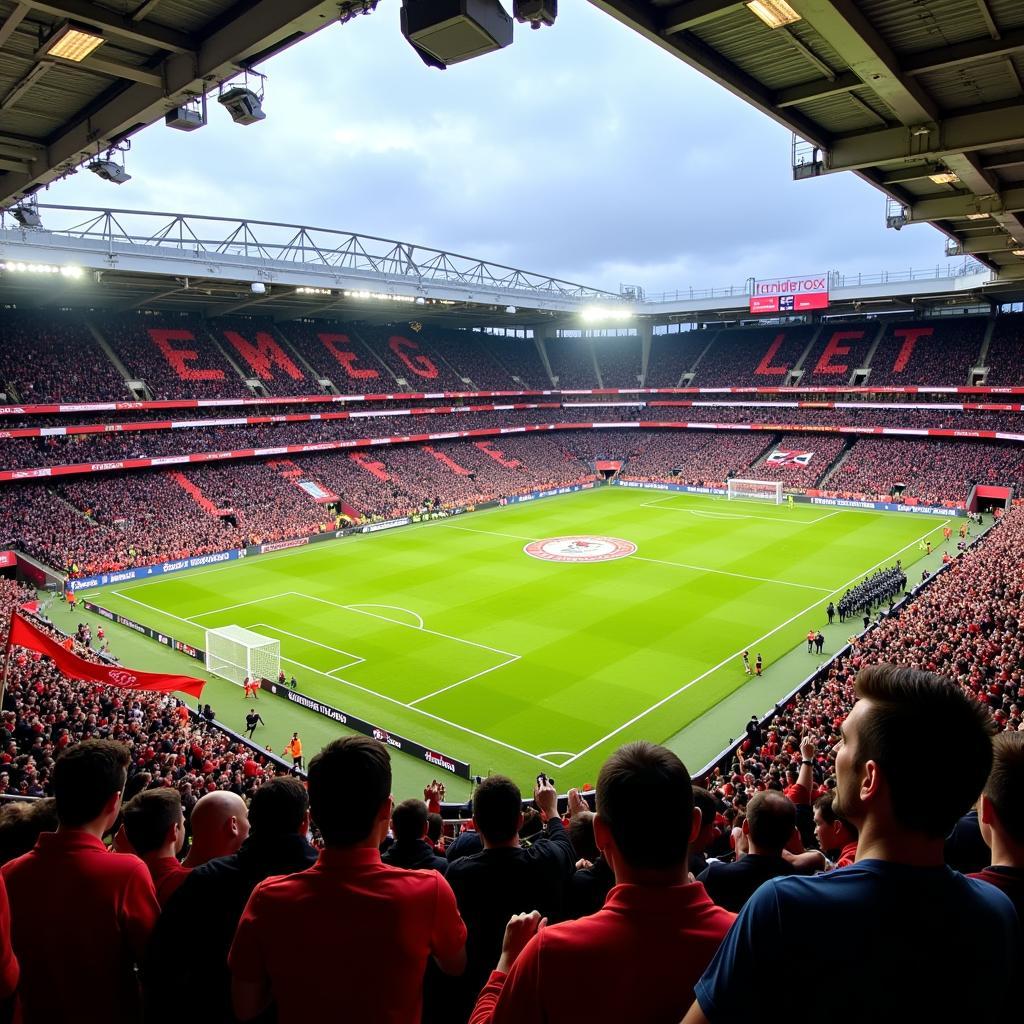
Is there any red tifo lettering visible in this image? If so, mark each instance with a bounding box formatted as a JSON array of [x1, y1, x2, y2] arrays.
[[813, 331, 863, 376], [148, 329, 224, 382], [222, 331, 304, 381], [754, 334, 789, 376], [891, 327, 933, 374], [389, 336, 438, 380], [318, 333, 379, 380]]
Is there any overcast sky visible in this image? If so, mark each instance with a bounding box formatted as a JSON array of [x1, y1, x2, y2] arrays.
[[44, 2, 954, 296]]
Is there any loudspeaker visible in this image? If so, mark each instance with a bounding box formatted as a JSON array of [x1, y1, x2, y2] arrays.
[[401, 0, 513, 68]]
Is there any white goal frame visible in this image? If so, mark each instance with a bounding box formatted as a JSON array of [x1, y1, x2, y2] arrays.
[[727, 478, 784, 504], [205, 625, 281, 687]]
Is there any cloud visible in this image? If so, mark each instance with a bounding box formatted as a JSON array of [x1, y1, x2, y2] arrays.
[[45, 3, 951, 297]]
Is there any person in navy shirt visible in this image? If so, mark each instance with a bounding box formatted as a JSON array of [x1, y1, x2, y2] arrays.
[[683, 664, 1020, 1024]]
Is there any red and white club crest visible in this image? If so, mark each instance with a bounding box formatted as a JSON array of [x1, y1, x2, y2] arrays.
[[524, 535, 637, 563]]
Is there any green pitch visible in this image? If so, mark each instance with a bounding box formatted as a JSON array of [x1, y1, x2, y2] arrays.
[[93, 486, 948, 794]]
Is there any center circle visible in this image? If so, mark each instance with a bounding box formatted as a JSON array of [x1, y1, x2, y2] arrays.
[[523, 535, 637, 563]]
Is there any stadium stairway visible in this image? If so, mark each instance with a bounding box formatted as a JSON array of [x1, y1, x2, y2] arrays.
[[422, 445, 473, 475], [815, 440, 856, 488], [349, 451, 391, 481], [171, 472, 220, 514]]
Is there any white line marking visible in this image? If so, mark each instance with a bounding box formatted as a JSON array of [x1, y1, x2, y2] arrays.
[[252, 623, 365, 669], [108, 589, 557, 767], [292, 592, 520, 660], [409, 656, 520, 706], [443, 524, 540, 543], [556, 519, 950, 769], [640, 497, 839, 525], [536, 751, 576, 759], [344, 603, 425, 629], [186, 594, 295, 621], [631, 556, 833, 593]]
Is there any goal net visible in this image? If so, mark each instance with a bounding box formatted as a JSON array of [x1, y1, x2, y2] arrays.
[[727, 478, 784, 504], [205, 625, 281, 687]]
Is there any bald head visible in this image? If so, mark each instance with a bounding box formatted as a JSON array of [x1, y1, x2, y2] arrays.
[[183, 791, 249, 868]]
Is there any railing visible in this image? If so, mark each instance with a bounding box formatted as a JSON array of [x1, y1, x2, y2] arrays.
[[640, 260, 990, 305]]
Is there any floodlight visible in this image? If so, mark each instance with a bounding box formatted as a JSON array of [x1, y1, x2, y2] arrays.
[[505, 305, 517, 313], [580, 306, 633, 323], [1012, 249, 1024, 257], [88, 158, 131, 184], [39, 22, 104, 62], [401, 0, 513, 69], [745, 1, 800, 29], [966, 212, 989, 220], [928, 171, 958, 184], [218, 86, 265, 125], [513, 0, 556, 29], [10, 205, 41, 228], [251, 282, 267, 294], [166, 96, 207, 132]]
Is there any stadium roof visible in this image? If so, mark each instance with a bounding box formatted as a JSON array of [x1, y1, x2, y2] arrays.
[[589, 1, 1024, 279], [0, 0, 361, 207]]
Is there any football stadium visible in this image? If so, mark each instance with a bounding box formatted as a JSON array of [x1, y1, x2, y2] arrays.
[[0, 2, 1021, 1022]]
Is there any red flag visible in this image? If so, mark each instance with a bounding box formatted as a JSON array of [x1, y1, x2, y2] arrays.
[[6, 613, 205, 698]]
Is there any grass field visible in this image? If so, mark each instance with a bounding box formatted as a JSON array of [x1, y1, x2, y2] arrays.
[[86, 485, 953, 792]]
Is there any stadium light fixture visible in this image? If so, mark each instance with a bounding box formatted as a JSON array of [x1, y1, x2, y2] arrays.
[[928, 171, 959, 184], [1, 260, 82, 278], [39, 22, 104, 62], [10, 204, 41, 228], [514, 0, 556, 29], [966, 212, 989, 220], [1012, 249, 1024, 257], [88, 157, 131, 184], [580, 306, 633, 323], [745, 1, 801, 29]]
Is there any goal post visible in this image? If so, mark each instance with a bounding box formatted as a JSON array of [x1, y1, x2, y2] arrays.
[[727, 478, 784, 504], [205, 625, 281, 687]]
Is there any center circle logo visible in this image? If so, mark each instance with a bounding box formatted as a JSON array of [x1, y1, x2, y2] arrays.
[[524, 535, 637, 563]]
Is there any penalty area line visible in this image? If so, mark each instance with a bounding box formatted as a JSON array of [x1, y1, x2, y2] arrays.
[[108, 591, 558, 768], [556, 519, 951, 770]]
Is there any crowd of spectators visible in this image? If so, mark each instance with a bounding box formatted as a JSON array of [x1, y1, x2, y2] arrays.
[[0, 314, 127, 403], [692, 325, 817, 387], [102, 315, 251, 400], [482, 334, 549, 387], [545, 337, 599, 389], [357, 325, 470, 391], [207, 319, 319, 397], [746, 432, 847, 488], [646, 330, 707, 385], [865, 318, 986, 386], [823, 437, 1024, 505], [983, 313, 1024, 385]]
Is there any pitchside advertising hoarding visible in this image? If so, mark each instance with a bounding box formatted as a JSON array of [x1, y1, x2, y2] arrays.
[[750, 274, 829, 314]]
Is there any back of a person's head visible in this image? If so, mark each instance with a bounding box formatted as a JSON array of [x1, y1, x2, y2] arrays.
[[984, 731, 1024, 845], [472, 775, 522, 844], [427, 811, 443, 844], [692, 787, 718, 836], [308, 737, 391, 847], [854, 664, 995, 838], [52, 739, 130, 827], [391, 798, 428, 843], [569, 809, 599, 862], [248, 776, 309, 837], [745, 791, 796, 852], [814, 791, 858, 836], [123, 788, 182, 856], [0, 798, 58, 865], [596, 741, 693, 870]]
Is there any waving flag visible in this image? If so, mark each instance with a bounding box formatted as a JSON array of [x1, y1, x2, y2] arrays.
[[766, 449, 814, 467], [5, 612, 205, 698]]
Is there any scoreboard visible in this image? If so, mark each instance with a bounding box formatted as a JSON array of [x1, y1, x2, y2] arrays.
[[750, 273, 829, 314]]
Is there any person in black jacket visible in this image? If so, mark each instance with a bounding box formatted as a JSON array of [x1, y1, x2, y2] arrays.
[[143, 776, 317, 1023], [440, 775, 576, 1020], [698, 791, 804, 912], [382, 798, 448, 875]]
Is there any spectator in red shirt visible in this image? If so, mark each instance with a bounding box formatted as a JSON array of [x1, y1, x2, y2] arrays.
[[0, 874, 18, 1018], [122, 787, 190, 906], [229, 736, 467, 1023], [182, 790, 249, 869], [972, 731, 1024, 922], [1, 740, 160, 1024], [469, 741, 734, 1023]]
